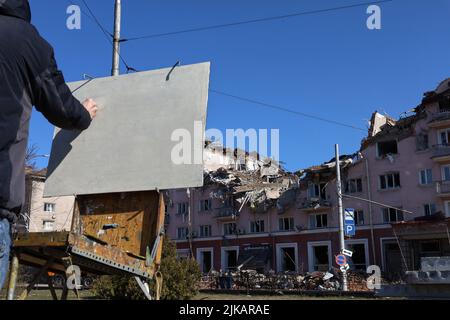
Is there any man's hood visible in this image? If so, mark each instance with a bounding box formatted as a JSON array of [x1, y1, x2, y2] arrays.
[[0, 0, 31, 22]]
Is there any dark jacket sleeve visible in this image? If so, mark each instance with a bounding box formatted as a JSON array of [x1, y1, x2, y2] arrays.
[[33, 53, 92, 130]]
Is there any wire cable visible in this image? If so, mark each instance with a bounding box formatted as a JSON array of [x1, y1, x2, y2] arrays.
[[210, 89, 367, 131], [79, 0, 138, 73], [121, 0, 395, 42], [67, 0, 138, 73]]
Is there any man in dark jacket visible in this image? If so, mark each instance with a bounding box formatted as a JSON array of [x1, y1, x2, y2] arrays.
[[0, 0, 97, 289]]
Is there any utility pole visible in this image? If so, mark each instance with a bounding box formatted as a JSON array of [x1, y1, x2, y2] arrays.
[[335, 144, 348, 291], [111, 0, 121, 76]]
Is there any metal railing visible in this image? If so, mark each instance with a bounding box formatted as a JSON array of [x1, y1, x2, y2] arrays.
[[298, 198, 332, 210], [431, 144, 450, 159], [215, 207, 240, 219], [430, 110, 450, 123], [435, 180, 450, 194]]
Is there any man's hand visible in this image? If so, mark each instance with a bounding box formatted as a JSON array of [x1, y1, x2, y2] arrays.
[[82, 98, 98, 119]]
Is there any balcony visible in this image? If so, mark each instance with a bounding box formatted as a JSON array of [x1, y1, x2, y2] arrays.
[[435, 181, 450, 197], [298, 198, 332, 213], [428, 111, 450, 128], [214, 207, 239, 221], [431, 144, 450, 162]]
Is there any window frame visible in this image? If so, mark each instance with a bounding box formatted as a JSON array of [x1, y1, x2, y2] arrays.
[[250, 220, 265, 233], [354, 210, 365, 225], [42, 220, 55, 231], [382, 207, 404, 223], [379, 172, 401, 190], [278, 217, 295, 231], [223, 222, 237, 236], [376, 140, 398, 158], [441, 165, 450, 182], [419, 169, 433, 185], [44, 203, 56, 213], [423, 203, 436, 216], [199, 225, 212, 238], [176, 227, 189, 240], [199, 199, 212, 212], [309, 213, 328, 229]]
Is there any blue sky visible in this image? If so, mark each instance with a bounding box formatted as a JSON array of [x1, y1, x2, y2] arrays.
[[28, 0, 450, 171]]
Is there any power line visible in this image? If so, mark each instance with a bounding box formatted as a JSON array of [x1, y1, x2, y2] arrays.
[[79, 0, 113, 39], [121, 0, 394, 42], [79, 0, 138, 73], [67, 0, 138, 73], [209, 89, 367, 131]]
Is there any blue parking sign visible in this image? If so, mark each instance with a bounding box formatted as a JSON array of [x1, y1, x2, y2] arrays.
[[344, 208, 356, 237]]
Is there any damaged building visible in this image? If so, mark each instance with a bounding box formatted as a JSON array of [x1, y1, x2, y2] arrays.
[[23, 78, 450, 286], [166, 78, 450, 281]]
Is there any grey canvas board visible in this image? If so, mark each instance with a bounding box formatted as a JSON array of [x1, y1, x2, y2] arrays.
[[44, 62, 210, 197]]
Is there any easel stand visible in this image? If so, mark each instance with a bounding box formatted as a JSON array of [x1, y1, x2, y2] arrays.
[[7, 191, 165, 300]]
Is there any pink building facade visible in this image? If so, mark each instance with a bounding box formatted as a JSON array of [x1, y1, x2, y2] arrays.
[[166, 78, 450, 277]]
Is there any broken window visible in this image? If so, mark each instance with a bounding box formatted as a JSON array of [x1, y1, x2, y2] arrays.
[[223, 222, 237, 235], [281, 247, 296, 272], [439, 95, 450, 112], [177, 227, 189, 240], [199, 199, 212, 212], [177, 202, 188, 215], [379, 172, 401, 190], [312, 245, 329, 271], [250, 220, 265, 233], [345, 178, 363, 193], [308, 183, 327, 200], [224, 249, 238, 271], [200, 250, 213, 273], [354, 210, 365, 225], [278, 217, 294, 231], [309, 214, 328, 229], [419, 240, 441, 256], [377, 140, 398, 158], [419, 169, 433, 185], [199, 225, 212, 238], [382, 208, 404, 223], [423, 203, 436, 216], [416, 134, 429, 151], [347, 243, 367, 271], [224, 196, 233, 208]]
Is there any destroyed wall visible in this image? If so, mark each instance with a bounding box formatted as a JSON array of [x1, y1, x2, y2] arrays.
[[203, 143, 260, 172], [165, 148, 305, 242]]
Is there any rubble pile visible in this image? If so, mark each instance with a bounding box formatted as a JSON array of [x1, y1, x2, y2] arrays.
[[301, 271, 340, 291], [204, 159, 299, 214], [347, 272, 370, 291], [199, 269, 374, 292]]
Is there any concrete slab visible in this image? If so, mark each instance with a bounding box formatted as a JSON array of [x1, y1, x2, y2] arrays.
[[44, 62, 210, 197], [421, 256, 450, 272]]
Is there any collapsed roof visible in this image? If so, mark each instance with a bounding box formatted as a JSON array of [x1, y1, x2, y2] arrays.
[[204, 157, 299, 214]]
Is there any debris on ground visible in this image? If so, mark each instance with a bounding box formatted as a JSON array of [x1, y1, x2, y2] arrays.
[[199, 269, 379, 292]]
